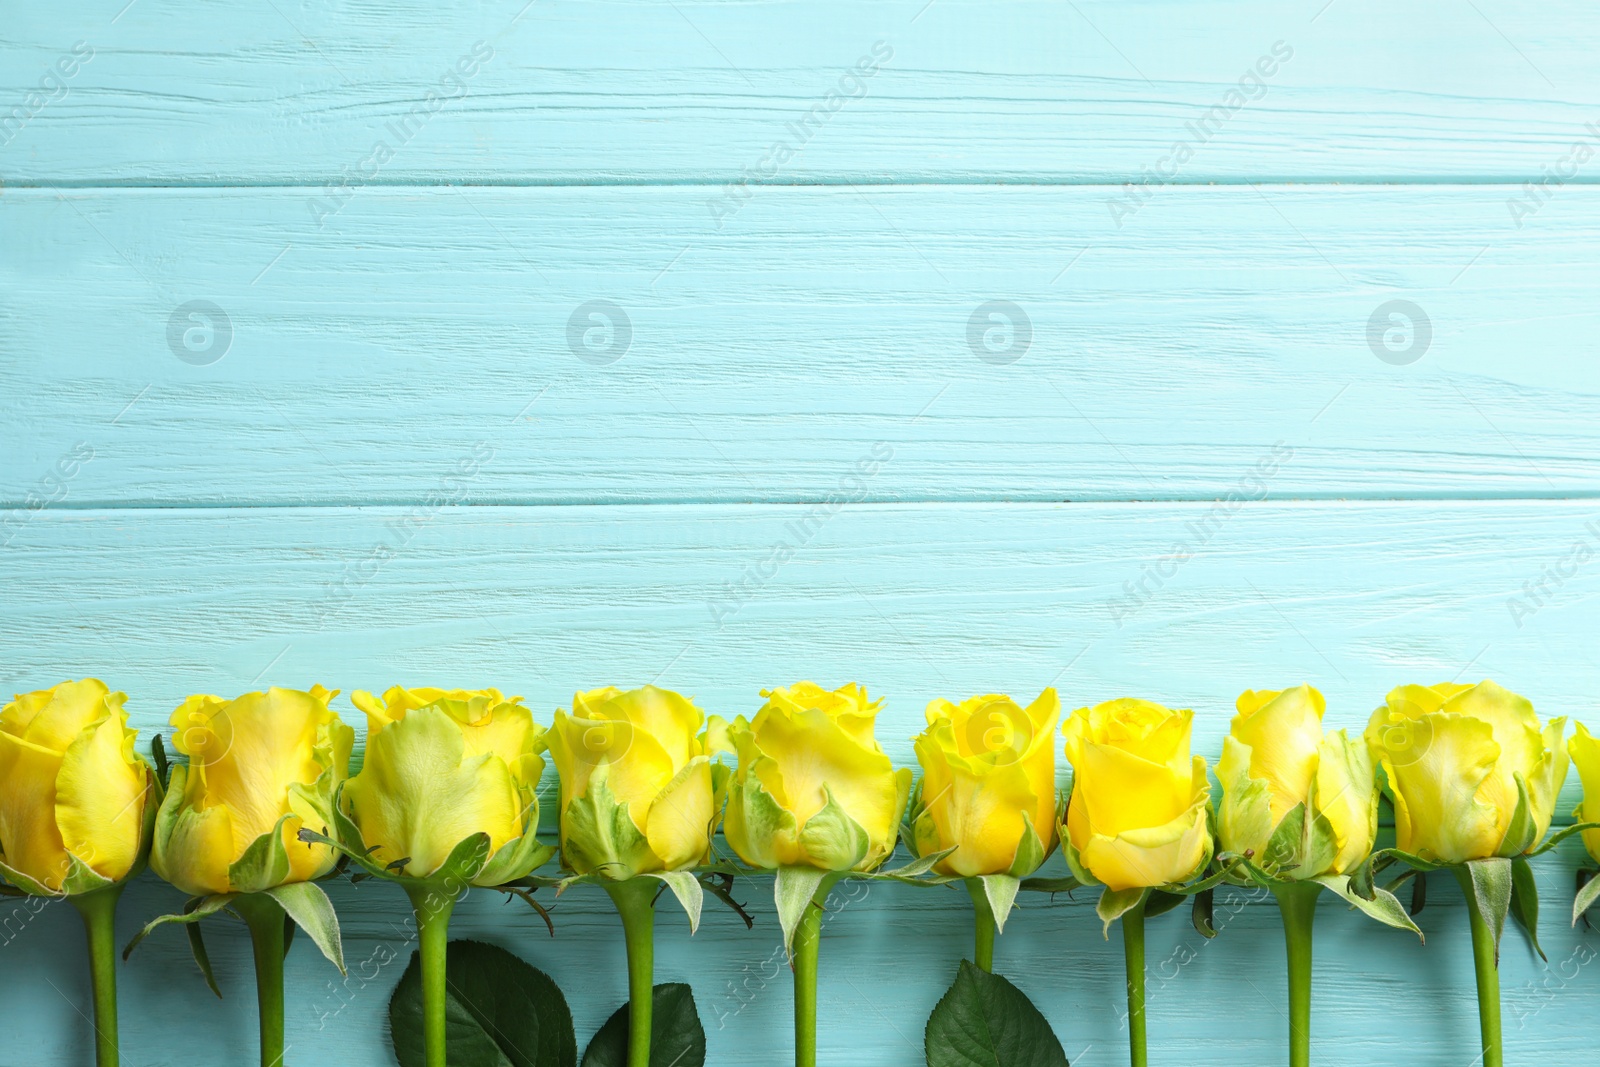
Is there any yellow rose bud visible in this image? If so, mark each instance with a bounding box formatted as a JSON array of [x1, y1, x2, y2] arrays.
[[151, 687, 353, 897], [724, 682, 911, 873], [0, 680, 156, 895], [344, 687, 550, 886], [547, 686, 724, 878], [1567, 722, 1600, 864], [1364, 680, 1567, 864], [1217, 686, 1376, 878], [910, 690, 1060, 878], [1062, 698, 1211, 892]]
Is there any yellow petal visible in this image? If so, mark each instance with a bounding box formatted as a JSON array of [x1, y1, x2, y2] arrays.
[[644, 758, 716, 871], [747, 699, 898, 849], [1312, 729, 1376, 875], [1079, 759, 1210, 890], [54, 705, 149, 883], [1230, 685, 1323, 826], [1376, 712, 1504, 863], [1570, 723, 1600, 863], [345, 705, 520, 878], [0, 730, 71, 890]]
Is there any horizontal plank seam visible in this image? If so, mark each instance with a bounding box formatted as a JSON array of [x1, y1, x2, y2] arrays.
[[11, 178, 1600, 192], [10, 496, 1600, 512]]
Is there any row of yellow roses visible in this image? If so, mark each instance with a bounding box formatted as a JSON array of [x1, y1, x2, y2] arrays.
[[3, 677, 1596, 901]]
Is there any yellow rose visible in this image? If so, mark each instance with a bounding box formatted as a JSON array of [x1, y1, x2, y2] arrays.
[[151, 687, 353, 897], [1217, 685, 1376, 878], [344, 687, 550, 886], [547, 686, 724, 878], [1567, 722, 1600, 864], [724, 682, 911, 873], [0, 680, 156, 895], [1365, 680, 1567, 864], [1062, 698, 1211, 892], [910, 690, 1060, 878]]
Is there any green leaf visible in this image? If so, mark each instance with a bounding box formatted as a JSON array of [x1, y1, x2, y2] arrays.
[[390, 939, 577, 1067], [1507, 857, 1544, 961], [264, 882, 345, 973], [1095, 886, 1147, 938], [924, 959, 1068, 1067], [1573, 869, 1600, 928], [580, 983, 705, 1067]]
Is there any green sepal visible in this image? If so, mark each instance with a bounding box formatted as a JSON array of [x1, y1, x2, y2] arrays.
[[1572, 869, 1600, 927], [796, 785, 871, 872], [1095, 886, 1148, 938], [186, 908, 223, 998], [560, 764, 653, 880], [872, 845, 956, 883], [1495, 773, 1539, 858], [264, 881, 346, 973], [1369, 847, 1446, 873], [121, 892, 235, 961], [1528, 821, 1600, 857], [1006, 811, 1048, 878], [1019, 875, 1081, 895], [1192, 886, 1216, 938], [774, 866, 842, 955], [1261, 802, 1339, 881], [474, 826, 556, 889], [697, 872, 755, 928], [978, 874, 1021, 933], [642, 871, 703, 933], [1459, 857, 1513, 965], [1507, 856, 1544, 961], [1311, 874, 1422, 940], [1142, 889, 1186, 919], [0, 856, 59, 898], [227, 813, 294, 894]]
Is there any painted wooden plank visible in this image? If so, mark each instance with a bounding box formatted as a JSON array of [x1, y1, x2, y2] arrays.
[[5, 185, 1600, 508], [1, 501, 1596, 802], [4, 0, 1599, 185], [2, 500, 1599, 1065]]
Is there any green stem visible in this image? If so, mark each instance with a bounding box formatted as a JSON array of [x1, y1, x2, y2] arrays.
[[793, 899, 823, 1067], [964, 878, 995, 972], [1454, 867, 1503, 1067], [69, 885, 124, 1067], [604, 879, 658, 1067], [234, 894, 287, 1067], [1270, 882, 1321, 1067], [404, 883, 460, 1067], [1122, 898, 1147, 1067]]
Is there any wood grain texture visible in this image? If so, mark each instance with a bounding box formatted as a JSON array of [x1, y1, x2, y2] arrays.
[[5, 185, 1600, 508], [1, 502, 1598, 1065], [4, 0, 1600, 185], [1, 502, 1595, 804]]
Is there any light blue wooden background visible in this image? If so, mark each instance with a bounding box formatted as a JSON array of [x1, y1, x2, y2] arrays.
[[5, 1, 1600, 1064]]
